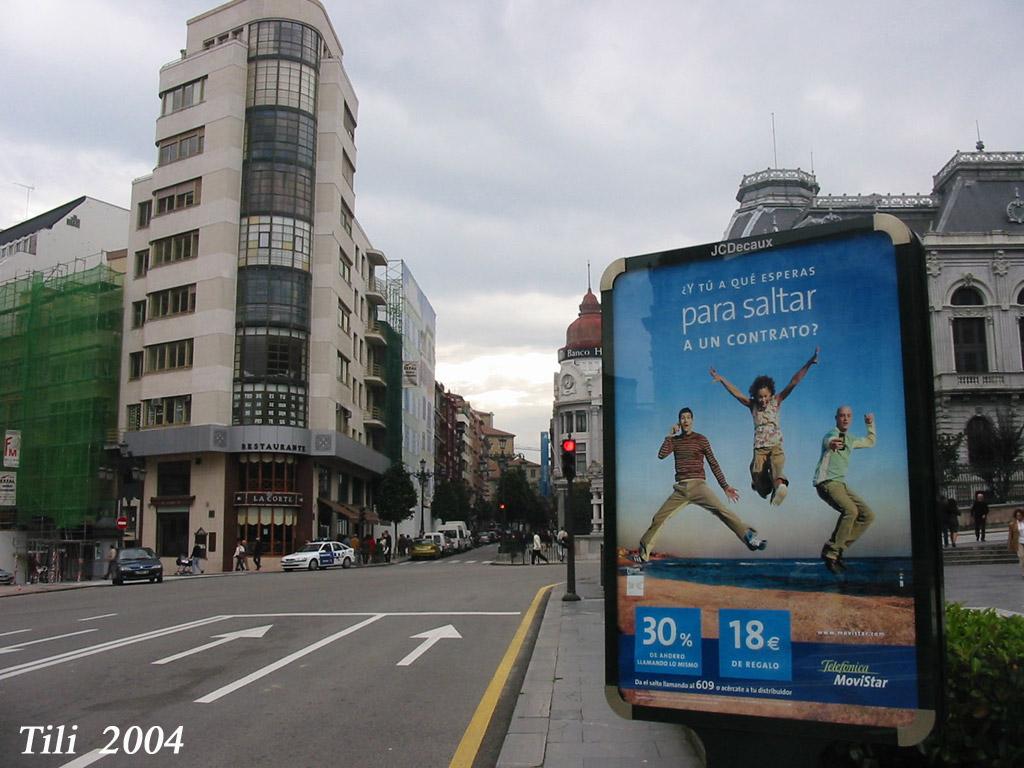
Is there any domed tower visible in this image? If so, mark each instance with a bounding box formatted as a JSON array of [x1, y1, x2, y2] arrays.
[[552, 284, 604, 542]]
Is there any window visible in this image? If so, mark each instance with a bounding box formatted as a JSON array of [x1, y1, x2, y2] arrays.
[[158, 127, 205, 166], [157, 460, 191, 496], [575, 442, 587, 477], [248, 19, 321, 67], [337, 352, 350, 385], [953, 318, 988, 372], [1018, 288, 1024, 369], [343, 102, 356, 140], [339, 250, 352, 283], [342, 150, 355, 188], [145, 338, 194, 372], [131, 301, 147, 329], [951, 286, 984, 306], [340, 199, 353, 236], [338, 300, 351, 333], [238, 216, 310, 270], [128, 352, 143, 380], [151, 230, 199, 267], [149, 284, 197, 320], [134, 249, 149, 278], [126, 403, 141, 432], [234, 329, 307, 382], [576, 411, 588, 432], [232, 382, 307, 427], [161, 77, 206, 115], [154, 178, 202, 216], [245, 109, 315, 168], [241, 162, 314, 220], [236, 269, 310, 328], [156, 511, 189, 558], [562, 412, 574, 435], [143, 395, 192, 427], [246, 59, 317, 114], [137, 200, 152, 229]]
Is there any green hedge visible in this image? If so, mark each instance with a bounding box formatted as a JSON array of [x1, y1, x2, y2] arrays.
[[829, 604, 1024, 768]]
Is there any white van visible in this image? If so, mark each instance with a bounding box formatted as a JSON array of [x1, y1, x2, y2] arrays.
[[435, 522, 471, 552]]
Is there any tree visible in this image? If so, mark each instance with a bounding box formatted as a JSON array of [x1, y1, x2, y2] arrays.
[[968, 410, 1024, 501], [375, 462, 418, 539], [431, 478, 471, 524], [496, 467, 544, 529], [935, 431, 964, 486]]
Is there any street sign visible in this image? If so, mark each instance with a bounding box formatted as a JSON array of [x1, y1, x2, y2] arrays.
[[4, 430, 20, 468], [116, 516, 129, 530]]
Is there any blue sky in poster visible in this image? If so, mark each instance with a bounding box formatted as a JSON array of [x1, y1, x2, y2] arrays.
[[612, 232, 913, 559]]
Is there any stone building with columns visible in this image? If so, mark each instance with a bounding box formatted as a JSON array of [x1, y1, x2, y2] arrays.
[[723, 148, 1024, 502], [551, 287, 604, 542]]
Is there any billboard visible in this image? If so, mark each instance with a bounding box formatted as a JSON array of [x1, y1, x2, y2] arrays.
[[602, 216, 941, 745]]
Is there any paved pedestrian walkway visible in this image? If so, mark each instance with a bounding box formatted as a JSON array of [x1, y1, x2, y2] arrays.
[[497, 561, 702, 768]]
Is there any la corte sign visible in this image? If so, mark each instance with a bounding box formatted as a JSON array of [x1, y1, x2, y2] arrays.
[[233, 491, 302, 506]]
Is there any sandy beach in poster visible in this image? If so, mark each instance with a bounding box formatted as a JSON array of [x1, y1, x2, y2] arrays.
[[614, 569, 918, 727]]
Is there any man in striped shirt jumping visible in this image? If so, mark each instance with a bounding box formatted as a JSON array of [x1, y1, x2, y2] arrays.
[[633, 407, 767, 564]]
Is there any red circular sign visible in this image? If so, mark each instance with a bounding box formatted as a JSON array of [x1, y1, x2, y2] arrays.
[[116, 516, 129, 530]]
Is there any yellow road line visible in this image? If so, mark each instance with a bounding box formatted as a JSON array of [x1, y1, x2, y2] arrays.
[[449, 582, 559, 768]]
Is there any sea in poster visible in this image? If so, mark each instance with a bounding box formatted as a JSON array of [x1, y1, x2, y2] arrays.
[[610, 231, 920, 726]]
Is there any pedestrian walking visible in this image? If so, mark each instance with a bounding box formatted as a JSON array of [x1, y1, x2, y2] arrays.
[[104, 544, 117, 580], [942, 497, 960, 548], [191, 542, 205, 574], [361, 535, 371, 565], [531, 531, 548, 564], [350, 533, 360, 562], [252, 538, 263, 571], [381, 531, 392, 563], [971, 491, 989, 542], [556, 528, 568, 562], [1009, 508, 1024, 579], [234, 540, 247, 571]]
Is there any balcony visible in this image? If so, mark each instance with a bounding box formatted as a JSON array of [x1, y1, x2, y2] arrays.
[[935, 371, 1024, 395], [366, 319, 387, 345], [366, 248, 387, 267], [364, 407, 386, 429], [366, 275, 386, 305], [364, 363, 387, 387]]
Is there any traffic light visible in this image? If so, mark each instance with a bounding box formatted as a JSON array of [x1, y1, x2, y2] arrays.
[[561, 437, 576, 481]]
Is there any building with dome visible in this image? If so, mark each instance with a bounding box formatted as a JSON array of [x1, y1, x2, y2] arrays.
[[551, 285, 604, 544], [723, 148, 1024, 503]]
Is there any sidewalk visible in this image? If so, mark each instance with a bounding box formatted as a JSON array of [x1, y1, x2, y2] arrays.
[[497, 561, 702, 768], [496, 552, 1024, 768]]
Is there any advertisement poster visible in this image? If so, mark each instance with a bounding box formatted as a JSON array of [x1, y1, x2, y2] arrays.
[[605, 223, 935, 734]]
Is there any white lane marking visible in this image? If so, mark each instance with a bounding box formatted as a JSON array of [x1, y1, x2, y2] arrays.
[[78, 613, 118, 622], [398, 561, 413, 566], [0, 628, 32, 637], [195, 614, 385, 703], [465, 560, 477, 564], [231, 611, 519, 617], [58, 748, 108, 768], [153, 625, 273, 665], [0, 616, 229, 681], [482, 561, 493, 564], [0, 629, 98, 654], [396, 624, 462, 666], [448, 559, 462, 564]]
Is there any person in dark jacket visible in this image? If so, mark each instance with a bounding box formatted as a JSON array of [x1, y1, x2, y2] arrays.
[[942, 497, 960, 548], [252, 538, 263, 571], [971, 491, 989, 542]]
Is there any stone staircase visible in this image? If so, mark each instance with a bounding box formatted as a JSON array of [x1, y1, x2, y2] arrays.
[[942, 540, 1018, 567]]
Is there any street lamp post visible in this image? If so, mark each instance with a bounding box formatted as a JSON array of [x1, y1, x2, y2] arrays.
[[415, 459, 432, 537]]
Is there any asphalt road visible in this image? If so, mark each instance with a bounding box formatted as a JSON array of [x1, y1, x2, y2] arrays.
[[0, 547, 561, 768]]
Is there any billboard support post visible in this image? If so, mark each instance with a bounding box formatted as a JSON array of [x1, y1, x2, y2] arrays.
[[563, 480, 580, 602]]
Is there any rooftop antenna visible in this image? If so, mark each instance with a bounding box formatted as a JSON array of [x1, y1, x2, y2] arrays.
[[771, 113, 778, 168], [810, 148, 815, 174], [587, 261, 591, 292], [12, 182, 34, 220], [975, 121, 985, 152]]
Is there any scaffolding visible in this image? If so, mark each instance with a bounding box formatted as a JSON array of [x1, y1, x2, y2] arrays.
[[0, 261, 123, 533]]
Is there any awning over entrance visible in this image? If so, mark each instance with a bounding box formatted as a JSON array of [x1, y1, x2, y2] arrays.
[[317, 498, 379, 524]]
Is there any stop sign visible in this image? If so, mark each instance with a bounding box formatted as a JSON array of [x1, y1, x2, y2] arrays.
[[116, 516, 129, 530]]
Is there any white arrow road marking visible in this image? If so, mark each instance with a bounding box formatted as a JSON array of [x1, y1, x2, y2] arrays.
[[396, 624, 462, 667], [0, 628, 32, 638], [0, 629, 97, 654], [78, 613, 118, 622], [153, 625, 273, 665], [195, 614, 384, 704], [0, 616, 229, 681]]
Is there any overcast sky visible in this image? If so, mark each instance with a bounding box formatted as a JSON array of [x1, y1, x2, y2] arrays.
[[2, 0, 1022, 457]]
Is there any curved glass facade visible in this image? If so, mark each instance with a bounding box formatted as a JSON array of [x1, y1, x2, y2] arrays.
[[234, 20, 321, 427]]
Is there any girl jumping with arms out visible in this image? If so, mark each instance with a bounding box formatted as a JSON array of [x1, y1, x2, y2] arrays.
[[709, 347, 819, 506]]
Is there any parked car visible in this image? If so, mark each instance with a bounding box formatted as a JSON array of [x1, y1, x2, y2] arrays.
[[437, 526, 470, 552], [111, 547, 163, 585], [409, 537, 442, 560], [0, 567, 13, 585], [281, 541, 355, 571]]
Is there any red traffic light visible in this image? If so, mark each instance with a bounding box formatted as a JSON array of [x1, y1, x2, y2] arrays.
[[561, 438, 576, 452]]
